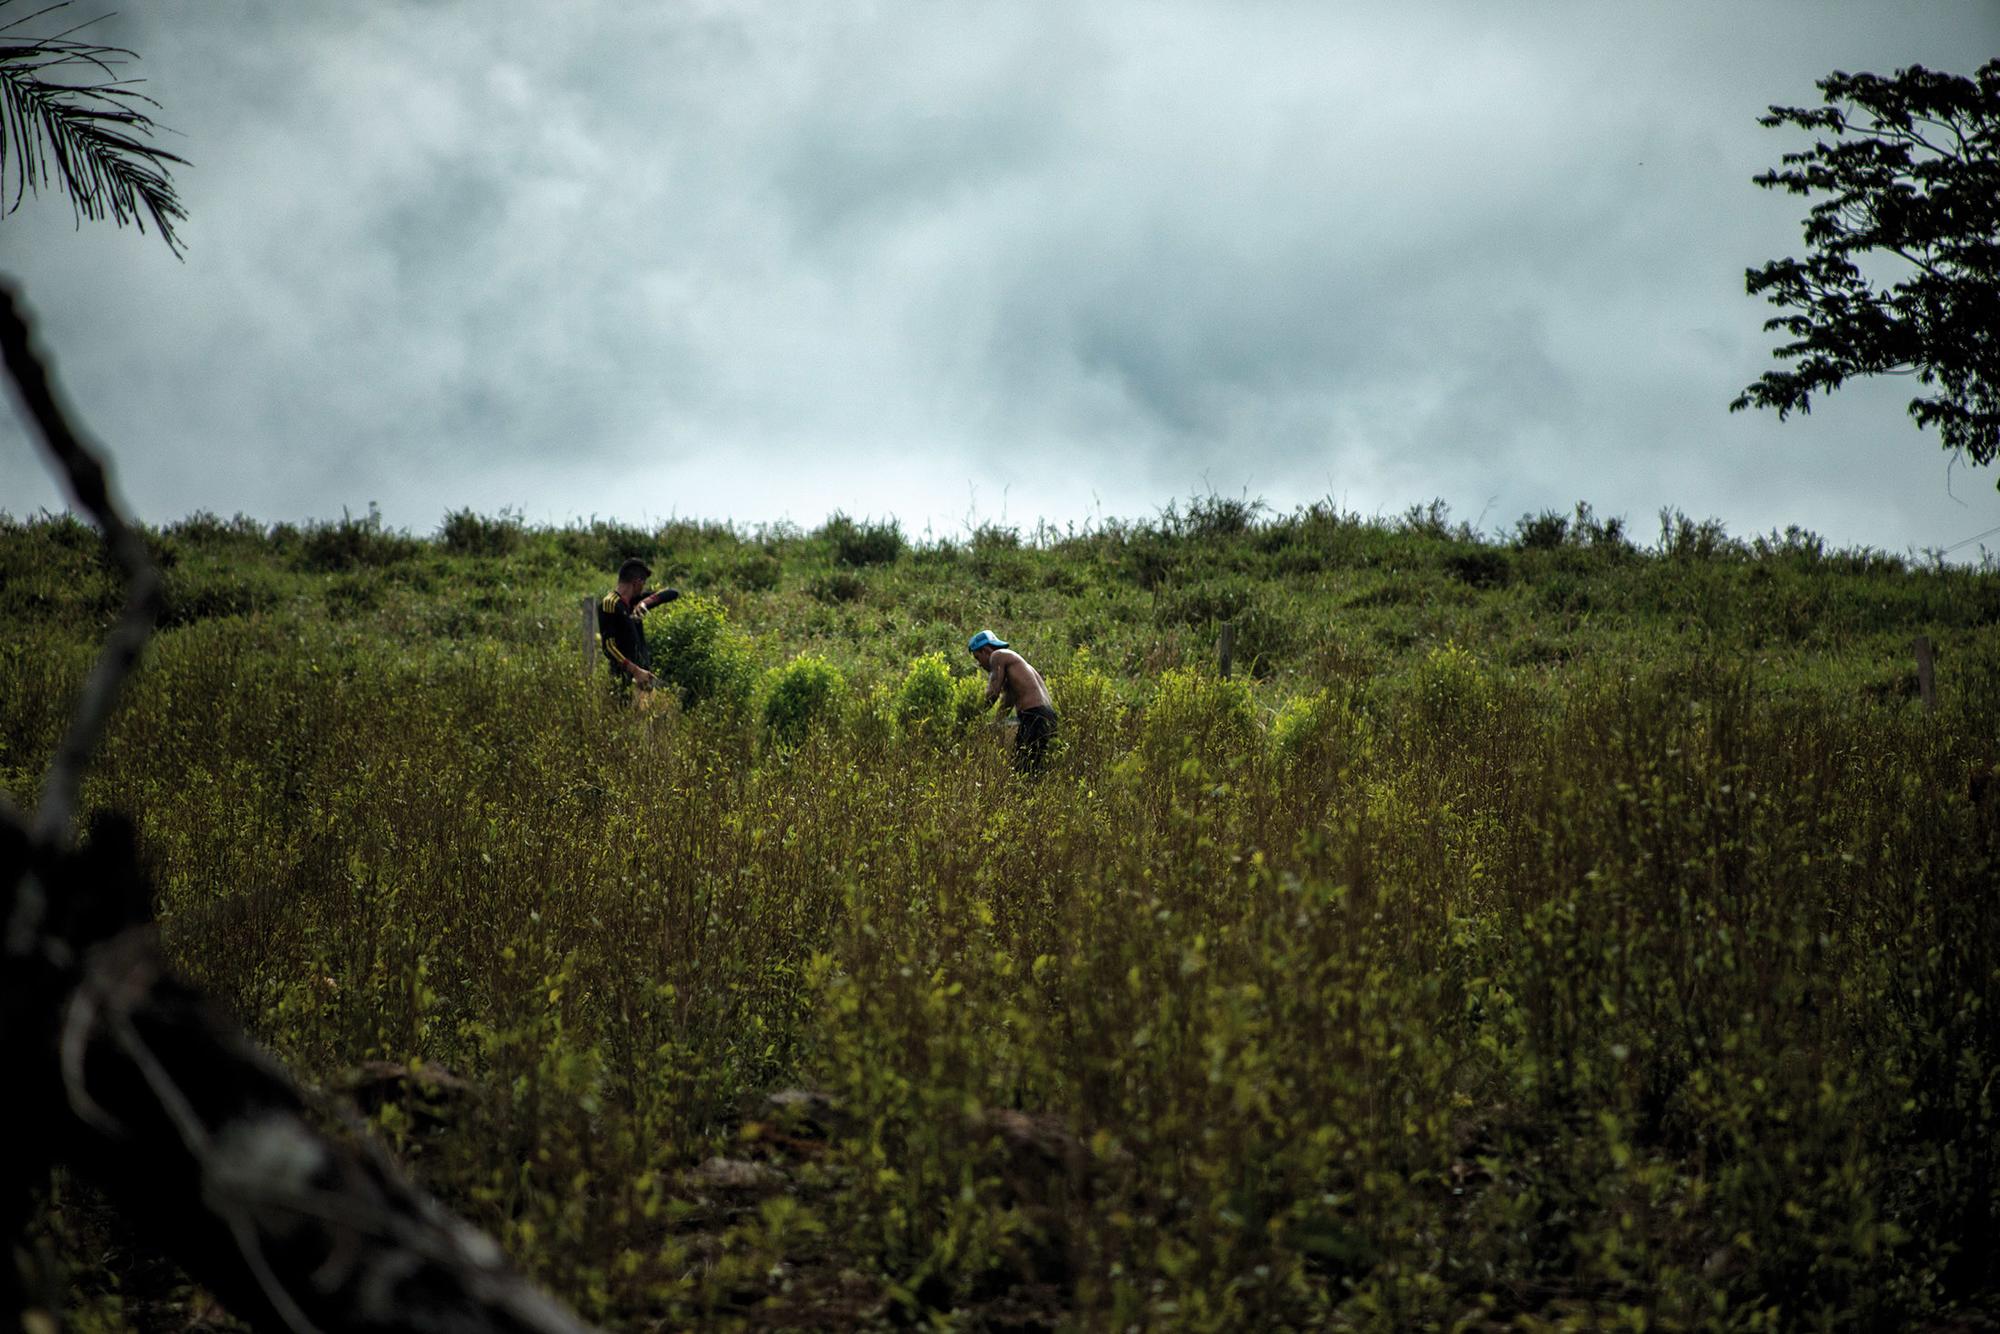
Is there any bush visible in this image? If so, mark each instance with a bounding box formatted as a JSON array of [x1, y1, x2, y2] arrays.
[[166, 510, 266, 551], [732, 552, 782, 592], [1658, 507, 1742, 562], [1272, 687, 1369, 778], [1444, 548, 1512, 589], [819, 512, 904, 567], [1138, 666, 1260, 776], [551, 520, 653, 572], [1181, 492, 1265, 539], [952, 674, 991, 724], [1398, 498, 1474, 542], [1514, 509, 1569, 550], [439, 508, 525, 557], [808, 571, 867, 604], [294, 505, 422, 572], [1156, 580, 1298, 677], [969, 525, 1029, 583], [760, 653, 847, 745], [1410, 641, 1493, 738], [1571, 500, 1629, 552], [1048, 651, 1125, 772], [645, 595, 754, 712], [1117, 533, 1178, 590], [894, 652, 961, 738], [970, 522, 1020, 551], [158, 566, 282, 627]]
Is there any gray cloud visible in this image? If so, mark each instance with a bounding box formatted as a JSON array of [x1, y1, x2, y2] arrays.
[[3, 1, 1997, 553]]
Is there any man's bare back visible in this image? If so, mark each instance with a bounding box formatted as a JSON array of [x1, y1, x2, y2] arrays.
[[984, 647, 1051, 712]]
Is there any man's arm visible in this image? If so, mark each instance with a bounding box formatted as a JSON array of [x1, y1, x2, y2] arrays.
[[984, 656, 1007, 703], [637, 587, 681, 614]]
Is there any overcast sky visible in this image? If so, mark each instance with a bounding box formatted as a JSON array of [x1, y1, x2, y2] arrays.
[[4, 1, 1998, 555]]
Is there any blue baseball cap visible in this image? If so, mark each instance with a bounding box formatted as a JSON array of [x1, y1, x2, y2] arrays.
[[967, 630, 1009, 653]]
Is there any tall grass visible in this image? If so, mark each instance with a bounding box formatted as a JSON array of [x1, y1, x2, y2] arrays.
[[3, 505, 1997, 1328]]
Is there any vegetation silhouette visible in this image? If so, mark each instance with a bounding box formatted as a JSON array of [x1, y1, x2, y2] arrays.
[[1735, 59, 2000, 480]]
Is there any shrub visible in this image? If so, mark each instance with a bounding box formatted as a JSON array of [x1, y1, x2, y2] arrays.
[[166, 510, 265, 551], [732, 552, 782, 592], [1153, 492, 1266, 540], [645, 594, 754, 712], [1571, 500, 1629, 552], [1155, 580, 1251, 630], [1541, 571, 1596, 614], [551, 519, 653, 571], [1048, 651, 1126, 772], [819, 512, 904, 567], [158, 566, 282, 627], [322, 571, 387, 618], [1156, 580, 1299, 677], [1514, 509, 1570, 550], [1115, 532, 1178, 590], [294, 505, 422, 572], [1658, 507, 1743, 562], [969, 525, 1029, 582], [1138, 666, 1260, 776], [1398, 498, 1474, 542], [807, 571, 867, 604], [952, 674, 991, 723], [760, 653, 847, 745], [1444, 548, 1512, 589], [894, 652, 960, 738], [1181, 491, 1265, 539], [439, 507, 525, 557], [1410, 641, 1493, 737], [1272, 687, 1369, 778], [1752, 524, 1829, 569], [969, 523, 1020, 551]]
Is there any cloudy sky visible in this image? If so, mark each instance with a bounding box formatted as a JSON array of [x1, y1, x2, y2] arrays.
[[4, 1, 1997, 555]]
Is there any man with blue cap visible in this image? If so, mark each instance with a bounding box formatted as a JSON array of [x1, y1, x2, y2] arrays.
[[968, 630, 1058, 775]]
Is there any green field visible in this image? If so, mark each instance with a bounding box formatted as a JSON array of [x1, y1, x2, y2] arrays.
[[5, 499, 1999, 1331]]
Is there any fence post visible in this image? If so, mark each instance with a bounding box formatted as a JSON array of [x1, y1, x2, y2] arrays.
[[1219, 620, 1235, 680], [580, 596, 597, 681], [1913, 634, 1937, 714]]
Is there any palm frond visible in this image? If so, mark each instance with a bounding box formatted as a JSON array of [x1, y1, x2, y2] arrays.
[[0, 3, 186, 256]]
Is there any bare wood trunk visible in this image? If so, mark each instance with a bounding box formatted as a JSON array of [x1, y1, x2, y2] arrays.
[[2, 279, 599, 1333], [3, 819, 598, 1334]]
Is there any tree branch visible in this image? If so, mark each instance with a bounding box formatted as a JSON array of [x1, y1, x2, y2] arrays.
[[1, 279, 604, 1331], [0, 279, 160, 855], [1, 821, 603, 1334]]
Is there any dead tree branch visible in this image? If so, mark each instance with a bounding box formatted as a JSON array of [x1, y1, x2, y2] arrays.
[[0, 278, 161, 854], [1, 280, 600, 1332]]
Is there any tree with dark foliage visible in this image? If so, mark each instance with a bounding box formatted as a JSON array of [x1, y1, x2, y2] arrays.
[[1733, 60, 2000, 480]]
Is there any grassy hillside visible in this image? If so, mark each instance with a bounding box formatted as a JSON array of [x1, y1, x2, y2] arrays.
[[4, 500, 1998, 1331]]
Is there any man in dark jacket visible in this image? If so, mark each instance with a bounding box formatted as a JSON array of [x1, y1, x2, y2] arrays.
[[599, 557, 679, 692]]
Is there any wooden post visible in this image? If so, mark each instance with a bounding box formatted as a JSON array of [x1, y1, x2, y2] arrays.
[[1913, 634, 1937, 713], [580, 596, 597, 681], [1219, 620, 1235, 680]]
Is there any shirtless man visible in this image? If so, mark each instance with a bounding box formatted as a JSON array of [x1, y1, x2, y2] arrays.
[[968, 630, 1059, 775]]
